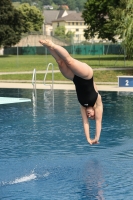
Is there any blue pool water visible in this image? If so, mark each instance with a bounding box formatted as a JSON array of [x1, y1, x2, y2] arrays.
[[0, 88, 133, 200]]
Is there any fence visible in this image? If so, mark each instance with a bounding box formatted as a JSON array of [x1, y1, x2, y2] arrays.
[[4, 44, 124, 55], [2, 34, 126, 56]]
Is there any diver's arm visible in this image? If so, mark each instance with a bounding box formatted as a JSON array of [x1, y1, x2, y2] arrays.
[[95, 116, 102, 142], [92, 95, 103, 144], [80, 106, 92, 145]]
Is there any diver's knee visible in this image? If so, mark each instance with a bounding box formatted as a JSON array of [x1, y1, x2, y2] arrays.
[[65, 56, 73, 67], [57, 59, 63, 66]]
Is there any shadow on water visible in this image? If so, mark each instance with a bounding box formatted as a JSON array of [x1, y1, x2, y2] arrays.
[[80, 159, 105, 200]]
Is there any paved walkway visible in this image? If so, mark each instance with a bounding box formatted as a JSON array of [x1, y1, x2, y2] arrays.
[[0, 81, 133, 92], [0, 68, 133, 92], [0, 67, 132, 75]]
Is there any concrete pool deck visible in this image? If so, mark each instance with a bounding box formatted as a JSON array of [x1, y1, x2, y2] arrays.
[[0, 68, 133, 92], [0, 81, 133, 92]]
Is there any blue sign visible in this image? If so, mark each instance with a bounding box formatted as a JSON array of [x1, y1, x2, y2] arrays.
[[118, 77, 133, 87]]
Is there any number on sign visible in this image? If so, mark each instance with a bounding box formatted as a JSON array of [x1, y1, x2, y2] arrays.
[[125, 80, 129, 86]]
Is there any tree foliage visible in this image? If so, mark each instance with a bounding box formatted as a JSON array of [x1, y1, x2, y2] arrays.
[[82, 0, 133, 58], [54, 26, 65, 36], [82, 0, 120, 42], [0, 0, 24, 47], [18, 3, 44, 32], [115, 0, 133, 58], [54, 26, 74, 42], [0, 0, 44, 47], [12, 0, 86, 11]]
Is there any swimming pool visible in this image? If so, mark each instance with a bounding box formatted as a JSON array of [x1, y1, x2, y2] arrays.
[[0, 88, 133, 200]]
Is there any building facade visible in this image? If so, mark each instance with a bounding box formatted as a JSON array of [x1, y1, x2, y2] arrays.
[[52, 13, 87, 43], [43, 10, 76, 36], [43, 10, 87, 42]]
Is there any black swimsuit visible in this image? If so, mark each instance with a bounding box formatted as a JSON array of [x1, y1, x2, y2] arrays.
[[73, 75, 98, 107]]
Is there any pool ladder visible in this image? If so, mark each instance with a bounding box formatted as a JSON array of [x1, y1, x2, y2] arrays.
[[32, 63, 54, 90], [32, 68, 37, 108], [32, 63, 54, 110], [43, 63, 54, 90], [32, 68, 36, 90], [43, 63, 54, 109]]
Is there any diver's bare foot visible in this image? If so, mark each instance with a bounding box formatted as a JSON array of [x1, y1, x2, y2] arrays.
[[39, 39, 54, 49]]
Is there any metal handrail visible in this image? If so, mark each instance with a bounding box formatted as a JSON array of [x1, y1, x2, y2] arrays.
[[44, 63, 54, 90], [32, 68, 36, 90]]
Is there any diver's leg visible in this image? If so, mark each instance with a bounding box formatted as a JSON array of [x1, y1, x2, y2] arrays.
[[47, 47, 74, 80], [39, 39, 93, 79]]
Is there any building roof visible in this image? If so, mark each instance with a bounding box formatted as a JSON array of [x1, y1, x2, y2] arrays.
[[57, 10, 65, 18], [43, 10, 76, 25], [43, 10, 59, 25], [52, 12, 84, 22]]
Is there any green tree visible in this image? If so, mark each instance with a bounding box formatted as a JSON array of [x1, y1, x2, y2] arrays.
[[82, 0, 120, 42], [42, 0, 53, 5], [0, 0, 24, 47], [66, 30, 75, 39], [53, 0, 64, 5], [54, 26, 65, 36], [75, 0, 86, 11], [18, 3, 44, 32], [21, 0, 32, 5], [54, 26, 74, 43], [116, 0, 133, 58], [66, 0, 76, 10]]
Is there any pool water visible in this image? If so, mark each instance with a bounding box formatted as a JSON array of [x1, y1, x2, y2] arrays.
[[0, 89, 133, 200]]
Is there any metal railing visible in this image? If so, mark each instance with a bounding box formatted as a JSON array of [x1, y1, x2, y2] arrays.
[[43, 63, 54, 90], [32, 68, 36, 90], [31, 64, 54, 110]]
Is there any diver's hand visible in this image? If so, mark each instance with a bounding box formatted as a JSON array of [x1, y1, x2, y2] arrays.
[[87, 138, 93, 145], [91, 139, 99, 145]]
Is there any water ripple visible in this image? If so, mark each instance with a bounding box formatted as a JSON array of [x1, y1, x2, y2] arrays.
[[0, 90, 133, 200]]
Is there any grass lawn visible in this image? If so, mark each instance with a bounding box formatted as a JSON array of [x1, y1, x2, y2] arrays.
[[0, 70, 133, 82], [0, 54, 133, 82], [0, 55, 57, 72]]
